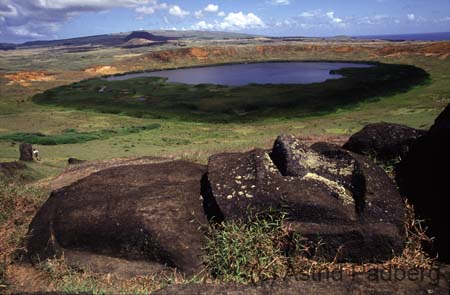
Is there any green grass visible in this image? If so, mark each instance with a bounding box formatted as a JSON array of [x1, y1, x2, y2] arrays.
[[32, 63, 429, 123], [205, 211, 297, 283], [0, 124, 160, 145]]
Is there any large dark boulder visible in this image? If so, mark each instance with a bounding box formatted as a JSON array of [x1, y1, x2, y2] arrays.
[[203, 135, 405, 262], [343, 123, 426, 162], [396, 103, 450, 263], [19, 143, 33, 161], [154, 267, 450, 295], [25, 161, 208, 277]]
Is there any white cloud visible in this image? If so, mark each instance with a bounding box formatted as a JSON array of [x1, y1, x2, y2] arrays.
[[135, 2, 168, 15], [9, 25, 44, 37], [295, 9, 346, 27], [193, 20, 215, 30], [326, 11, 343, 23], [299, 11, 315, 17], [192, 11, 265, 31], [269, 0, 290, 5], [169, 5, 189, 17], [221, 12, 265, 29], [218, 11, 226, 17], [437, 16, 450, 22], [194, 10, 203, 19], [135, 6, 155, 14], [204, 4, 219, 13], [0, 4, 18, 17], [273, 9, 350, 31], [21, 0, 152, 10], [195, 4, 219, 18], [0, 0, 172, 42], [407, 13, 415, 21]]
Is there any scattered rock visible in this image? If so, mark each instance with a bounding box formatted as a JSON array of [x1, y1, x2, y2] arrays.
[[67, 158, 85, 165], [25, 161, 208, 276], [203, 135, 405, 262], [342, 123, 426, 162], [19, 143, 33, 161], [396, 103, 450, 263]]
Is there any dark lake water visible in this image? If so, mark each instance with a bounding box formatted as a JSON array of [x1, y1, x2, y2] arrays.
[[105, 62, 373, 86]]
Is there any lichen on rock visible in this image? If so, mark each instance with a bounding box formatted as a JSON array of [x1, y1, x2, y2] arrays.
[[302, 172, 354, 206]]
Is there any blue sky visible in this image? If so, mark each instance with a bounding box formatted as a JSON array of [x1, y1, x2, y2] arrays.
[[1, 0, 450, 43]]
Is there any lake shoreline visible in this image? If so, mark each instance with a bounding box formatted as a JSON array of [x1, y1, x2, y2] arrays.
[[104, 61, 374, 86], [103, 59, 380, 80]]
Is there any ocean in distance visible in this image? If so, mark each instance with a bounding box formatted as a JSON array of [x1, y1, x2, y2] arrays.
[[355, 31, 450, 41]]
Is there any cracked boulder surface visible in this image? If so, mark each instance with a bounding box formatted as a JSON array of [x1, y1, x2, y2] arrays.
[[342, 122, 426, 162], [203, 135, 405, 262], [24, 161, 208, 277]]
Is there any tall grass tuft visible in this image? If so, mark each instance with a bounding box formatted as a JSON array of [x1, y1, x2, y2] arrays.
[[204, 211, 292, 283]]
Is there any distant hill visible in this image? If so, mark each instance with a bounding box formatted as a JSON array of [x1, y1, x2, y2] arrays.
[[2, 30, 260, 50], [0, 43, 16, 50], [124, 31, 170, 42], [20, 34, 127, 47]]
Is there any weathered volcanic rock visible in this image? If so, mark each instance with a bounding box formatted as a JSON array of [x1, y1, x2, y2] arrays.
[[19, 143, 33, 161], [342, 123, 426, 162], [25, 161, 208, 276], [67, 157, 85, 165], [203, 135, 405, 262], [154, 267, 450, 295], [396, 103, 450, 263]]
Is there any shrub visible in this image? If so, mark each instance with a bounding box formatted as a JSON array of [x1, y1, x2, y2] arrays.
[[0, 124, 161, 145]]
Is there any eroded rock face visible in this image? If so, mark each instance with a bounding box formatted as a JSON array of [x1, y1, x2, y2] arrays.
[[342, 123, 426, 162], [25, 161, 207, 276], [203, 135, 405, 262], [396, 103, 450, 263]]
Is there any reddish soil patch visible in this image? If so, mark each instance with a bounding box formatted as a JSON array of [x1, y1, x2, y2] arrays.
[[84, 65, 118, 75], [4, 71, 55, 87], [120, 41, 450, 67]]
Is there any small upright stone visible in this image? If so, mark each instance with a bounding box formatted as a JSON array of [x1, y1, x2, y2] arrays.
[[68, 157, 85, 165], [19, 143, 33, 161]]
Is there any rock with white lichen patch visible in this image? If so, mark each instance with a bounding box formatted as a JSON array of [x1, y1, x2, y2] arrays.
[[202, 135, 405, 263]]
